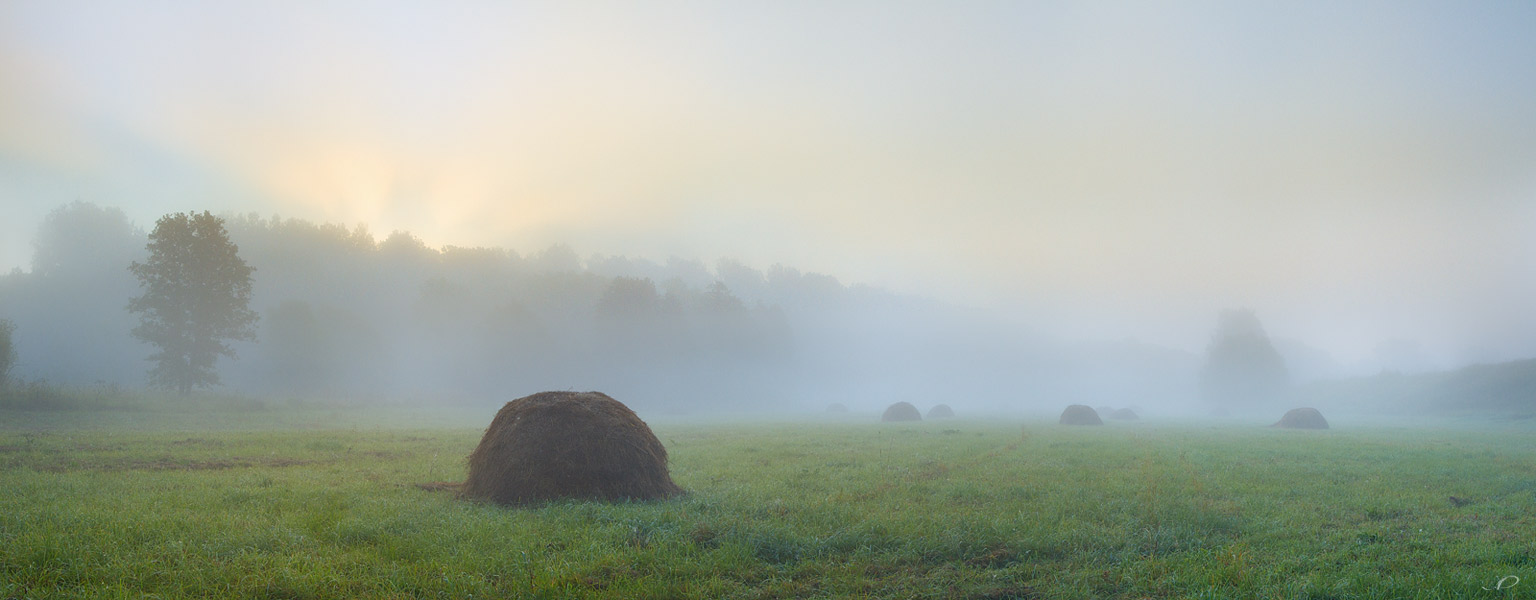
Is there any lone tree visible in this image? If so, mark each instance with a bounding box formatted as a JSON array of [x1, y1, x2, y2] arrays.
[[128, 212, 257, 394], [1199, 308, 1288, 411]]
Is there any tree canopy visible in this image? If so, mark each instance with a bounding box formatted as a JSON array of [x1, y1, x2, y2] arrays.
[[128, 212, 258, 394], [1199, 308, 1289, 410]]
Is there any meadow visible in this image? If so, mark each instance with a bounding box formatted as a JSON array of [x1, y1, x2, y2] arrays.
[[2, 406, 1534, 599]]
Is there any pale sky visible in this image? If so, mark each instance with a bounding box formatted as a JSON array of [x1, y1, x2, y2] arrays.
[[2, 2, 1535, 366]]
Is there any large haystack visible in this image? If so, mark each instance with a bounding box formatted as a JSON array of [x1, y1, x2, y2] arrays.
[[882, 401, 922, 422], [926, 404, 955, 419], [1272, 407, 1329, 429], [1110, 408, 1139, 420], [460, 391, 682, 505], [1059, 404, 1103, 425]]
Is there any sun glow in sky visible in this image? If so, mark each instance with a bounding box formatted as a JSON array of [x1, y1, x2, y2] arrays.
[[3, 2, 1535, 366]]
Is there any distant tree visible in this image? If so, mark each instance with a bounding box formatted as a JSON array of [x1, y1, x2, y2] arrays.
[[714, 259, 766, 301], [262, 301, 328, 394], [32, 201, 143, 279], [596, 277, 661, 320], [595, 277, 682, 359], [11, 203, 146, 386], [1199, 309, 1289, 410], [701, 281, 746, 313], [694, 281, 759, 359], [0, 319, 16, 389], [128, 212, 258, 394], [531, 244, 582, 273], [380, 230, 433, 259]]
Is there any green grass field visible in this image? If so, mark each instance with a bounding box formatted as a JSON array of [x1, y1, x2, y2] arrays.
[[2, 408, 1534, 599]]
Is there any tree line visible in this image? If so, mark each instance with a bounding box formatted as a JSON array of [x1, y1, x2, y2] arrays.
[[1, 202, 1296, 414], [0, 203, 804, 411]]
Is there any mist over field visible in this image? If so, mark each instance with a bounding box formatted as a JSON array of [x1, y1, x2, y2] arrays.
[[2, 2, 1535, 417], [2, 201, 1535, 420], [0, 203, 1209, 415], [9, 7, 1536, 598]]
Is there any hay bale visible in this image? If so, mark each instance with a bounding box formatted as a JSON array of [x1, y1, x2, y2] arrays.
[[1272, 407, 1329, 429], [1058, 404, 1103, 425], [1110, 408, 1139, 420], [460, 391, 682, 505], [926, 404, 955, 419], [826, 403, 849, 413], [882, 401, 922, 422]]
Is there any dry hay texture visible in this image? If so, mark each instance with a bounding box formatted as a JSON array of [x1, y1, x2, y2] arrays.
[[1059, 404, 1104, 425], [926, 404, 956, 419], [1110, 408, 1139, 420], [1272, 407, 1330, 429], [882, 401, 922, 422], [460, 391, 683, 506]]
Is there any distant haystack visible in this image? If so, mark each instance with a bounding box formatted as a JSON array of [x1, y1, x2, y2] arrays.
[[1058, 404, 1103, 426], [1110, 408, 1139, 420], [882, 402, 922, 422], [1272, 407, 1329, 430], [460, 391, 682, 506], [926, 404, 955, 419], [826, 403, 849, 413]]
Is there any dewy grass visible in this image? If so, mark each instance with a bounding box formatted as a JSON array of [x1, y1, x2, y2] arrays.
[[2, 414, 1535, 598]]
